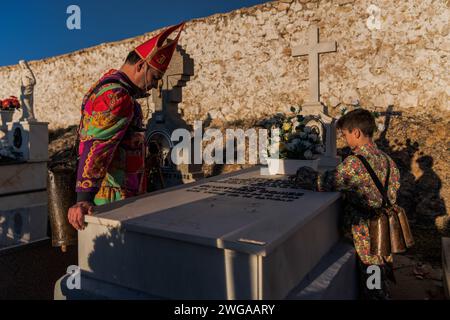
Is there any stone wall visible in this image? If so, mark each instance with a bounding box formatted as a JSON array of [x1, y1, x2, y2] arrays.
[[0, 0, 448, 127], [2, 0, 450, 244]]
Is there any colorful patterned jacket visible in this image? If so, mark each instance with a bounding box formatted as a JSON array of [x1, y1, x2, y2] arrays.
[[317, 142, 401, 265], [75, 69, 147, 206]]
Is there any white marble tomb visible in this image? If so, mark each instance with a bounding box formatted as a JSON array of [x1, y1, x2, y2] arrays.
[[55, 167, 359, 300]]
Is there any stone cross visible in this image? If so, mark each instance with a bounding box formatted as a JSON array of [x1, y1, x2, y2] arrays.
[[290, 26, 340, 167], [292, 25, 336, 111]]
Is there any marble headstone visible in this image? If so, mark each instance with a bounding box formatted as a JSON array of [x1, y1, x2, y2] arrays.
[[56, 167, 354, 299], [146, 45, 203, 187]]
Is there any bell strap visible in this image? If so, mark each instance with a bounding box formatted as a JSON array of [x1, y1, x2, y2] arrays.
[[355, 154, 391, 208]]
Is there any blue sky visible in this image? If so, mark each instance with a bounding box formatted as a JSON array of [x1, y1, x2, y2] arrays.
[[0, 0, 268, 67]]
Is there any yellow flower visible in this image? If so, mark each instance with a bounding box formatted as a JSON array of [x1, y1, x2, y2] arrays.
[[282, 122, 291, 131]]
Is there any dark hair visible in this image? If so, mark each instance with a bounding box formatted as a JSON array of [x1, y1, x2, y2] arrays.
[[125, 50, 142, 65], [336, 108, 376, 137]]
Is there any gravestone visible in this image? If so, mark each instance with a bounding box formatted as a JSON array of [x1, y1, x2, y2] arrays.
[[0, 191, 48, 247], [0, 68, 49, 248], [146, 45, 203, 188], [291, 25, 340, 167], [0, 121, 49, 248], [7, 121, 48, 162], [55, 167, 357, 300]]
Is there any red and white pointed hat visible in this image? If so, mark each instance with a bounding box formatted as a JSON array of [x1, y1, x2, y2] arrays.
[[134, 22, 185, 73]]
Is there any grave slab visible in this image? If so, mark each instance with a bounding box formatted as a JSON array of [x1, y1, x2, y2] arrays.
[[75, 167, 342, 299], [287, 241, 358, 300]]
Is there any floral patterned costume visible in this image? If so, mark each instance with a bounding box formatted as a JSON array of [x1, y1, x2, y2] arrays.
[[317, 142, 400, 265], [75, 69, 147, 206]]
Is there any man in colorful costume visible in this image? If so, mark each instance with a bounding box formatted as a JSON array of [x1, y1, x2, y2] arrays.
[[68, 22, 185, 230]]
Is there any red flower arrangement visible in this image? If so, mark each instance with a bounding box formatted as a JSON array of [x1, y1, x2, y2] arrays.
[[0, 96, 21, 111]]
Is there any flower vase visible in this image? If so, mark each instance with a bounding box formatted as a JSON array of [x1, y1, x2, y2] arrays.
[[266, 158, 319, 175], [0, 110, 14, 135]]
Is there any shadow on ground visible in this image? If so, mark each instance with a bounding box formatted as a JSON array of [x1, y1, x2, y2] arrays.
[[0, 240, 77, 299]]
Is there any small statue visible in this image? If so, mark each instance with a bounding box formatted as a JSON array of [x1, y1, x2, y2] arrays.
[[18, 60, 36, 122]]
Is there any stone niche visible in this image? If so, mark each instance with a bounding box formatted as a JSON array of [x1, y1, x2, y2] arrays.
[[0, 121, 49, 248], [146, 45, 203, 188], [300, 107, 340, 168]]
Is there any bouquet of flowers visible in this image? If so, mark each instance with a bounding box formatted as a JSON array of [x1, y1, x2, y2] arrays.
[[261, 106, 325, 160], [0, 96, 21, 111]]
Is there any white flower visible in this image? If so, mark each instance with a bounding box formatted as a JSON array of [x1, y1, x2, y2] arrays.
[[377, 123, 385, 132], [304, 150, 313, 159], [291, 120, 300, 129]]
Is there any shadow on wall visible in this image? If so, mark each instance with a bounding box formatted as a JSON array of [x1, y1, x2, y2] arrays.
[[373, 106, 447, 263], [335, 106, 447, 230], [49, 125, 78, 144]]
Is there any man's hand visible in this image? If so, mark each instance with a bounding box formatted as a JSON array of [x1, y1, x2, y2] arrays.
[[68, 201, 94, 231]]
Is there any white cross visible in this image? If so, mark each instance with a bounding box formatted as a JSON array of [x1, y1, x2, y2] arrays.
[[292, 26, 336, 104]]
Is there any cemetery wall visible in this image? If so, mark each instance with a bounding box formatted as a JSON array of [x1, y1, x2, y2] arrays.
[[1, 0, 449, 237], [0, 0, 448, 127]]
